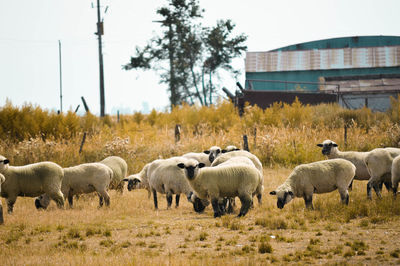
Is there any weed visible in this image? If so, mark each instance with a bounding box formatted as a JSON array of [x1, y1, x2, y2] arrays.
[[100, 239, 114, 247], [258, 242, 273, 254], [197, 232, 208, 241]]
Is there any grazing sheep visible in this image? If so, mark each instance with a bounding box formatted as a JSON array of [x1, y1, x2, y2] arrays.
[[35, 163, 113, 209], [0, 156, 64, 213], [100, 156, 128, 193], [364, 148, 400, 199], [269, 159, 356, 209], [123, 163, 152, 199], [177, 159, 262, 218], [0, 173, 5, 224], [317, 139, 372, 190], [391, 155, 400, 198]]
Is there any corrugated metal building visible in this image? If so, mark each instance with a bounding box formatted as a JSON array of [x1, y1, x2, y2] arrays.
[[244, 36, 400, 111]]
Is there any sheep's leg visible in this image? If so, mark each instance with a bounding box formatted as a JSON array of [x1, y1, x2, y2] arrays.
[[166, 193, 173, 209], [98, 190, 110, 207], [257, 193, 262, 205], [371, 180, 383, 199], [218, 198, 227, 215], [348, 180, 353, 191], [147, 189, 151, 199], [49, 191, 64, 209], [238, 194, 252, 217], [383, 181, 392, 192], [303, 195, 314, 210], [367, 181, 373, 200], [338, 188, 349, 205], [211, 198, 222, 218], [175, 194, 180, 208], [68, 192, 74, 208], [116, 182, 124, 194], [0, 203, 3, 224], [152, 189, 158, 210], [6, 197, 16, 214], [393, 181, 398, 199], [227, 198, 235, 214]]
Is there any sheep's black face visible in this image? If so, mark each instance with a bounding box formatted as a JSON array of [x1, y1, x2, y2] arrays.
[[177, 162, 205, 180], [204, 147, 221, 163], [317, 141, 337, 156], [185, 166, 197, 180], [127, 179, 140, 191], [270, 190, 294, 209]]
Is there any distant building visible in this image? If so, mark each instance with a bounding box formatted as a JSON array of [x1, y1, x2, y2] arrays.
[[242, 35, 400, 111]]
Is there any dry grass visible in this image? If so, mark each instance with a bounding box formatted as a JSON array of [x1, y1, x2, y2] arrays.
[[1, 168, 400, 265]]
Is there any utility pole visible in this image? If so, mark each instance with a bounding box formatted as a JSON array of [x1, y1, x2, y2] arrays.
[[58, 40, 63, 113], [95, 0, 105, 117]]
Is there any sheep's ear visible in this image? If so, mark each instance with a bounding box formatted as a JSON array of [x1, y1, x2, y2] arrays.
[[269, 191, 276, 195], [203, 150, 210, 154], [288, 191, 294, 196], [133, 178, 141, 184], [234, 148, 240, 151], [3, 159, 9, 164], [123, 178, 129, 182], [177, 163, 185, 169], [198, 163, 205, 168], [221, 149, 227, 153], [332, 143, 338, 147], [316, 144, 323, 147]]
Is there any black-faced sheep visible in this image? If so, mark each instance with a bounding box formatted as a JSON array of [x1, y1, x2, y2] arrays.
[[177, 159, 262, 218], [0, 155, 64, 213], [123, 163, 152, 198], [100, 156, 128, 193], [270, 159, 356, 209], [221, 145, 240, 153], [317, 139, 373, 190], [182, 146, 222, 166], [364, 148, 400, 199], [35, 162, 113, 209]]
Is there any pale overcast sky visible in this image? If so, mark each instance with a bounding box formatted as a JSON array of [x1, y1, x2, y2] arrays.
[[0, 0, 399, 115]]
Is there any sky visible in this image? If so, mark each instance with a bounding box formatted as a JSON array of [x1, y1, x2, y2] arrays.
[[0, 0, 399, 115]]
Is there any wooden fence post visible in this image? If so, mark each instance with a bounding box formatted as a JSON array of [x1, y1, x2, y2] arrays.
[[344, 125, 348, 148], [79, 132, 87, 154], [243, 135, 249, 152], [175, 124, 181, 143]]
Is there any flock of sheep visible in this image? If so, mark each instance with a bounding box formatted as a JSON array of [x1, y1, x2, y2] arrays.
[[0, 139, 400, 224]]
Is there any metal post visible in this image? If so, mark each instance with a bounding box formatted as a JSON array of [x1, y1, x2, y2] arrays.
[[58, 40, 63, 113]]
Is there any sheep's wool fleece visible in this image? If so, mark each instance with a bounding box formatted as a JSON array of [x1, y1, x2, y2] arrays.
[[282, 159, 355, 197]]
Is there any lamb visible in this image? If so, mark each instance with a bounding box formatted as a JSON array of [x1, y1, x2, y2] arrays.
[[35, 162, 113, 209], [364, 147, 400, 199], [100, 156, 128, 193], [0, 155, 64, 213], [269, 158, 356, 209], [317, 139, 372, 190], [182, 146, 222, 166], [177, 158, 262, 218], [0, 173, 5, 224], [123, 163, 152, 199], [391, 155, 400, 198]]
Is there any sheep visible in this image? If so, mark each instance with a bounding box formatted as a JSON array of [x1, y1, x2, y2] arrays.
[[177, 158, 262, 218], [364, 147, 400, 199], [391, 155, 400, 198], [0, 155, 64, 213], [182, 146, 222, 166], [211, 150, 264, 204], [35, 162, 113, 209], [148, 157, 195, 209], [0, 173, 5, 224], [221, 145, 240, 153], [123, 163, 152, 199], [316, 139, 373, 190], [100, 156, 128, 193], [269, 158, 356, 209]]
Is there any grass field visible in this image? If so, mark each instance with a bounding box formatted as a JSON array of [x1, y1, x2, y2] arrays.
[[1, 168, 400, 265]]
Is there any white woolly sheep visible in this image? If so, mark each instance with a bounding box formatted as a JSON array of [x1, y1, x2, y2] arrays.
[[0, 173, 5, 224], [148, 157, 195, 209], [391, 155, 400, 198], [364, 147, 400, 199], [100, 156, 128, 193], [35, 162, 113, 209], [221, 145, 240, 153], [0, 155, 64, 213], [177, 158, 262, 218], [211, 150, 264, 204], [269, 158, 356, 209], [123, 163, 152, 199], [182, 146, 222, 166], [317, 139, 372, 190]]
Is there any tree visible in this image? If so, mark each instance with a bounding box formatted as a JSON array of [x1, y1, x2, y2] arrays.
[[123, 0, 247, 108]]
